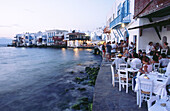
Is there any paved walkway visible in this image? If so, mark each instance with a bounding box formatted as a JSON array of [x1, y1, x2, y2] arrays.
[[93, 60, 147, 111]]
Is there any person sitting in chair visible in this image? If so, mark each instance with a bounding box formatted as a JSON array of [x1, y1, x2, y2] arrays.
[[112, 54, 126, 70]]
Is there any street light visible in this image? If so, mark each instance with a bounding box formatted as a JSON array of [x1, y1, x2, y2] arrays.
[[121, 23, 125, 27]]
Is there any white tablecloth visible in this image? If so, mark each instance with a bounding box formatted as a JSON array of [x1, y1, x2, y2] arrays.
[[135, 73, 170, 98], [149, 98, 170, 111], [125, 68, 139, 73]]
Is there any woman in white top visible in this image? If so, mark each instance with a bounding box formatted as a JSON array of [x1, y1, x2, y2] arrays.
[[139, 59, 152, 74], [146, 42, 155, 55]]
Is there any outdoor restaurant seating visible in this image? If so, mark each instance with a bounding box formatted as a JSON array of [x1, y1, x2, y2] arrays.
[[101, 40, 170, 110], [137, 78, 153, 107], [147, 96, 159, 111], [161, 49, 168, 55], [153, 63, 160, 71], [147, 96, 170, 111], [118, 69, 133, 93], [111, 65, 119, 87]]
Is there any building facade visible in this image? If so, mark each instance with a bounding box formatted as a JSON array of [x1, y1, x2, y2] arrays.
[[46, 29, 68, 46], [129, 0, 170, 51], [108, 0, 133, 44], [67, 31, 91, 47]]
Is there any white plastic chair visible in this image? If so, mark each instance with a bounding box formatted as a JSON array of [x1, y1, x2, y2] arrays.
[[118, 69, 132, 93], [153, 63, 160, 72], [118, 64, 127, 70], [138, 78, 153, 107], [111, 65, 119, 87], [161, 49, 168, 55], [147, 96, 159, 111]]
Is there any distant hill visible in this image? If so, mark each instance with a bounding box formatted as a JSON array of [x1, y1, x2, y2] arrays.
[[0, 37, 13, 45]]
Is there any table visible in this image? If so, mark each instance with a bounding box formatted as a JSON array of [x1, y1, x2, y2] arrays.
[[149, 98, 170, 111], [125, 68, 139, 73], [135, 72, 170, 98]]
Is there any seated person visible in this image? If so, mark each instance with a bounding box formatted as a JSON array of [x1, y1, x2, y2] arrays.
[[159, 53, 169, 68], [130, 53, 142, 69], [112, 54, 126, 70], [139, 59, 152, 74], [152, 52, 160, 63], [123, 49, 132, 58], [146, 42, 155, 55], [138, 50, 142, 58], [140, 52, 150, 63], [154, 42, 162, 53]]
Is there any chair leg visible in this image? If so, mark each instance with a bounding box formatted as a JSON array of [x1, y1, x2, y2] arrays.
[[139, 94, 142, 108], [137, 91, 139, 105], [132, 78, 134, 91], [119, 81, 121, 91], [126, 84, 128, 93]]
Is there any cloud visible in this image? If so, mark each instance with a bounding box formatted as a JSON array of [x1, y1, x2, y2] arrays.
[[0, 24, 20, 28], [24, 9, 34, 13]]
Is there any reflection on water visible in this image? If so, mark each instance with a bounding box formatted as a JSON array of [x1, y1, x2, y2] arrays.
[[73, 48, 79, 58], [0, 47, 102, 111], [61, 48, 66, 57]]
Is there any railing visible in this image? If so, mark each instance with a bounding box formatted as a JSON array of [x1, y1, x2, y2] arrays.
[[110, 13, 131, 29]]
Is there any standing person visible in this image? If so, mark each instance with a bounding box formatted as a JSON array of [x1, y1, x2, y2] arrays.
[[129, 42, 134, 50], [163, 42, 170, 55], [106, 42, 112, 61], [102, 42, 106, 58], [146, 42, 155, 55], [111, 41, 117, 57], [119, 40, 124, 54]]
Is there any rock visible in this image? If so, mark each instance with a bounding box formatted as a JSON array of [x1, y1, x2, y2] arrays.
[[77, 88, 86, 91], [70, 71, 74, 74], [80, 71, 84, 74]]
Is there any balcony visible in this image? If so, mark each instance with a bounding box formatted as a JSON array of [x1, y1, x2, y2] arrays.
[[110, 13, 131, 29], [69, 36, 90, 41]]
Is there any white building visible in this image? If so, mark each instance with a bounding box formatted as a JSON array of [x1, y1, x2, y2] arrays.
[[36, 31, 47, 46], [108, 0, 170, 53], [45, 29, 68, 46], [107, 0, 134, 45]]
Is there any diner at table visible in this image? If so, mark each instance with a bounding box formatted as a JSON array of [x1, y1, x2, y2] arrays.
[[109, 42, 170, 110]]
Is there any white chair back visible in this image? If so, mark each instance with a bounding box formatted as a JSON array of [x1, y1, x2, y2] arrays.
[[118, 64, 127, 70], [161, 49, 168, 55], [118, 69, 128, 79], [111, 65, 119, 87], [139, 78, 153, 93], [138, 78, 153, 107], [153, 63, 160, 71], [118, 69, 131, 93]]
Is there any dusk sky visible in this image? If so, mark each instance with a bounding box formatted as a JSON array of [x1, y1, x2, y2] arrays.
[[0, 0, 114, 38]]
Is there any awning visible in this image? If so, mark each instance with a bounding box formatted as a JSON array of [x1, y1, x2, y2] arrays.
[[128, 17, 170, 30]]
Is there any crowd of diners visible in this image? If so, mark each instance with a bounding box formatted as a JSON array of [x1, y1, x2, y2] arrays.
[[101, 40, 170, 94]]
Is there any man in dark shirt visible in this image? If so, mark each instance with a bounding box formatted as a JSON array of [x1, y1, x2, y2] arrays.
[[106, 42, 112, 61], [139, 52, 150, 63]]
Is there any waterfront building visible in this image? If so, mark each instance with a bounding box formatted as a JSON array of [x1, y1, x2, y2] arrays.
[[46, 29, 68, 46], [36, 31, 47, 46], [108, 0, 132, 44], [15, 34, 25, 46], [107, 0, 170, 52], [128, 0, 170, 51], [67, 31, 91, 47]]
